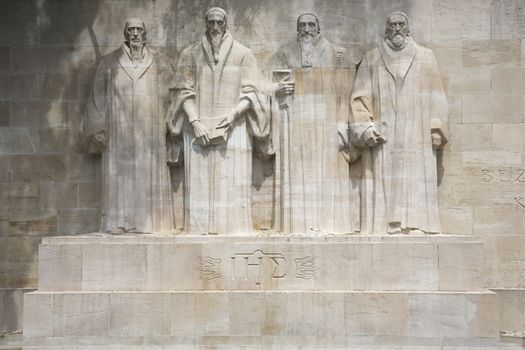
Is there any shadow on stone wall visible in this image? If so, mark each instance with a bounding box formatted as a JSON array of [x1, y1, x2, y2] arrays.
[[0, 0, 103, 288]]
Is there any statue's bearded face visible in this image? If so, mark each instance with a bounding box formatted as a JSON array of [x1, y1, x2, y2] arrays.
[[125, 20, 146, 50], [385, 14, 409, 49], [206, 12, 226, 40], [297, 14, 319, 44]]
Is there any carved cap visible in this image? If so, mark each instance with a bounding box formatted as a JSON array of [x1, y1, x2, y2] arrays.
[[385, 11, 409, 24], [297, 12, 321, 32], [205, 7, 227, 20]]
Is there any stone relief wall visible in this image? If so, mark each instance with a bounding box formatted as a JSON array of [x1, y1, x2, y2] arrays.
[[0, 0, 524, 288]]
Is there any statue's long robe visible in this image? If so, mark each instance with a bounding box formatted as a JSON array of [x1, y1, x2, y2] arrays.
[[168, 32, 271, 235], [350, 39, 448, 234], [82, 45, 174, 233], [268, 36, 361, 234]]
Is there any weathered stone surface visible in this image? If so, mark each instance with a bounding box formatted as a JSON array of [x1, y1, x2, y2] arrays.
[[56, 208, 98, 234], [0, 236, 40, 287], [37, 236, 485, 292], [0, 73, 38, 101], [66, 154, 99, 181], [474, 207, 524, 236], [8, 155, 66, 182], [491, 0, 525, 39], [457, 124, 492, 151], [11, 101, 68, 128], [23, 292, 53, 337], [484, 236, 525, 288], [23, 290, 500, 345], [77, 182, 98, 209], [10, 46, 97, 74], [54, 292, 110, 337], [492, 124, 525, 151], [110, 293, 171, 336], [439, 207, 474, 235], [0, 101, 9, 126], [55, 182, 77, 209], [38, 128, 70, 154], [462, 151, 522, 167], [432, 0, 491, 41], [0, 47, 9, 72], [438, 243, 484, 291], [432, 44, 461, 69], [38, 244, 81, 291], [461, 39, 520, 67], [447, 68, 491, 95], [38, 73, 82, 100], [0, 288, 31, 332], [0, 2, 523, 348], [462, 95, 524, 124], [0, 128, 36, 155], [492, 67, 525, 95], [496, 289, 525, 334]]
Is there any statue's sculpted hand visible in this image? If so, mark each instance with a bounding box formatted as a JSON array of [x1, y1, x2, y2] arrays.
[[216, 110, 238, 131], [363, 127, 385, 147], [431, 131, 442, 149], [276, 78, 295, 97], [192, 120, 210, 147], [94, 131, 106, 146]]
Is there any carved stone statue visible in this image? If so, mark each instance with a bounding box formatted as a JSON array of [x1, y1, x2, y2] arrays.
[[350, 12, 449, 234], [268, 13, 362, 234], [80, 18, 174, 234], [167, 8, 286, 235]]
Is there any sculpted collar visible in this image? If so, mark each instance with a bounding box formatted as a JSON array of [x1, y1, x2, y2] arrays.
[[118, 44, 153, 81], [123, 42, 147, 61], [201, 30, 234, 69], [379, 36, 417, 85]]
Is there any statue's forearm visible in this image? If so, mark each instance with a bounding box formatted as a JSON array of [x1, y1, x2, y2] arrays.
[[182, 98, 199, 123], [234, 99, 251, 116]]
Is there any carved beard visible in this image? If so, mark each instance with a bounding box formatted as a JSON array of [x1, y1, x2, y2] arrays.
[[298, 32, 316, 48], [129, 39, 144, 67], [298, 32, 318, 67], [209, 29, 224, 64], [387, 32, 409, 50]]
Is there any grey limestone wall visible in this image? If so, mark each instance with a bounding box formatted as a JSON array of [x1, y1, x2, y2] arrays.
[[0, 0, 524, 288]]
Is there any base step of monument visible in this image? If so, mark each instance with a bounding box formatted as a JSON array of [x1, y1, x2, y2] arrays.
[[38, 235, 485, 292], [23, 290, 499, 349]]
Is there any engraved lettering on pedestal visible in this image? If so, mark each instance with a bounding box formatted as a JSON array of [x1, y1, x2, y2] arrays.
[[481, 169, 494, 183], [481, 169, 525, 183], [199, 256, 222, 280], [295, 256, 319, 279], [516, 170, 525, 182], [231, 249, 286, 285], [515, 197, 525, 209]]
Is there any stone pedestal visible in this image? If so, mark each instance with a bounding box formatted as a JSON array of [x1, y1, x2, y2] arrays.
[[23, 235, 503, 349]]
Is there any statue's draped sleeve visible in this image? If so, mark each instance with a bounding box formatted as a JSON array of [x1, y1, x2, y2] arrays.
[[239, 51, 275, 158], [166, 46, 275, 160], [429, 52, 449, 146], [81, 54, 111, 154], [165, 48, 196, 164], [349, 54, 375, 149], [167, 48, 196, 138]]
